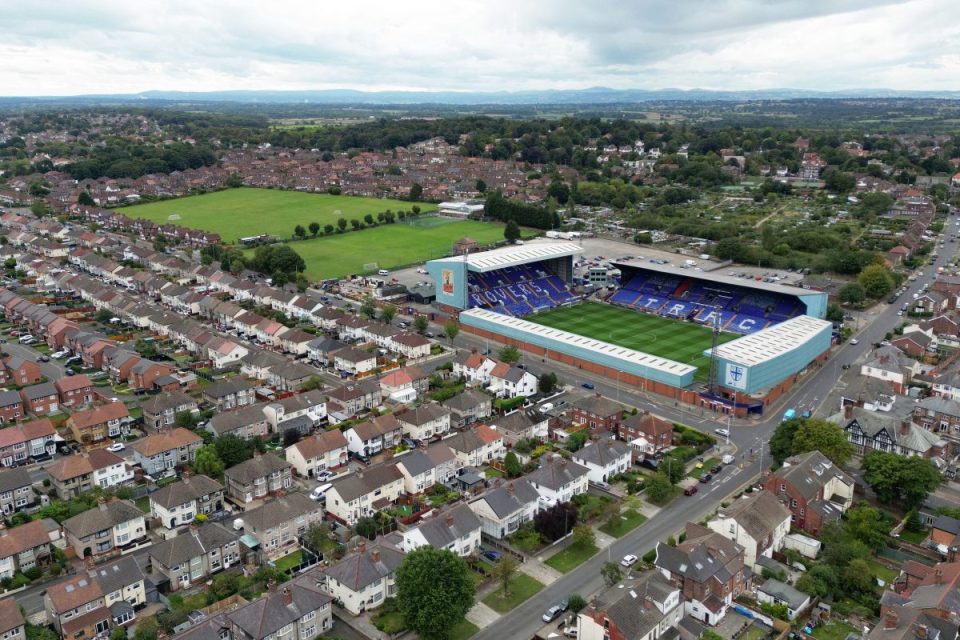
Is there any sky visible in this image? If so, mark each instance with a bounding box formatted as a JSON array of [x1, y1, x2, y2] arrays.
[[1, 0, 958, 96]]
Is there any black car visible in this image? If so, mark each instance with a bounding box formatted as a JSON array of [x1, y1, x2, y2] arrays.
[[699, 473, 713, 483], [581, 382, 595, 390], [639, 458, 659, 471], [710, 464, 722, 474], [842, 363, 851, 370]]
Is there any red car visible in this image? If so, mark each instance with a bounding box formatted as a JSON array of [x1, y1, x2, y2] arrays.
[[684, 486, 698, 496]]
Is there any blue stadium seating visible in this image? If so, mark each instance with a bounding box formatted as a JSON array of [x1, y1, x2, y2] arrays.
[[466, 261, 578, 316]]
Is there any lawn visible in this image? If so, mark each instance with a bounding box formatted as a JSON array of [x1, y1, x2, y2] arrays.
[[272, 549, 303, 573], [599, 510, 648, 538], [484, 467, 504, 478], [739, 626, 770, 640], [528, 301, 737, 377], [688, 458, 720, 479], [450, 619, 480, 640], [482, 573, 544, 613], [899, 528, 929, 544], [246, 217, 509, 279], [122, 188, 437, 242], [866, 558, 899, 584], [811, 621, 859, 640], [371, 610, 406, 635], [545, 542, 598, 573]]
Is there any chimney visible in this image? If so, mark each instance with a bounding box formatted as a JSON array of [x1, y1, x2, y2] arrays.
[[916, 625, 928, 640], [371, 549, 381, 563], [358, 541, 366, 554], [884, 610, 899, 630], [935, 567, 943, 584], [84, 555, 96, 570], [901, 420, 911, 436], [445, 514, 455, 528], [506, 482, 515, 496], [281, 587, 293, 606], [843, 403, 853, 420], [644, 596, 654, 610], [267, 579, 277, 593]]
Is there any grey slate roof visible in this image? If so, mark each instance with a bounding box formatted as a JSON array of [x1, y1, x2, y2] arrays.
[[208, 403, 268, 436], [758, 579, 810, 610], [21, 381, 57, 400], [242, 493, 320, 531], [715, 490, 791, 543], [322, 543, 405, 591], [408, 504, 481, 548], [527, 455, 589, 490], [224, 452, 291, 484], [0, 467, 32, 493], [573, 394, 625, 417], [444, 428, 484, 454], [89, 554, 143, 596], [396, 403, 449, 426], [225, 574, 331, 640], [473, 479, 540, 518], [831, 406, 944, 455], [442, 389, 491, 413], [63, 499, 144, 538], [0, 390, 21, 407], [774, 451, 854, 501], [149, 475, 223, 510], [149, 523, 238, 569], [204, 377, 253, 399], [572, 439, 632, 467], [593, 572, 678, 639], [396, 450, 435, 477], [329, 464, 403, 502]]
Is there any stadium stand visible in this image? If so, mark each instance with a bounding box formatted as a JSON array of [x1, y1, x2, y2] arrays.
[[467, 262, 577, 316]]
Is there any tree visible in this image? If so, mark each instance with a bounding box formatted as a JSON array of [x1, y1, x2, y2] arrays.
[[413, 315, 429, 334], [572, 523, 595, 549], [95, 309, 113, 324], [308, 222, 320, 237], [770, 418, 802, 465], [568, 593, 587, 613], [826, 303, 844, 323], [490, 555, 519, 596], [409, 183, 423, 201], [363, 213, 375, 226], [323, 223, 334, 235], [443, 321, 460, 344], [225, 173, 243, 188], [133, 616, 160, 640], [863, 451, 941, 509], [644, 472, 675, 504], [78, 191, 96, 206], [193, 444, 224, 478], [30, 200, 50, 218], [302, 521, 330, 554], [395, 547, 474, 640], [566, 431, 588, 452], [841, 558, 875, 595], [350, 219, 361, 230], [293, 225, 306, 239], [360, 295, 377, 320], [380, 304, 396, 326], [503, 451, 522, 478], [534, 502, 578, 541], [110, 628, 128, 640], [475, 178, 487, 193], [504, 219, 521, 244], [337, 217, 348, 232], [858, 264, 895, 299], [601, 561, 623, 588], [791, 418, 855, 466], [174, 411, 198, 429], [539, 372, 559, 394], [839, 282, 866, 305], [498, 344, 521, 364], [843, 504, 889, 552], [214, 434, 253, 468], [301, 376, 323, 392]]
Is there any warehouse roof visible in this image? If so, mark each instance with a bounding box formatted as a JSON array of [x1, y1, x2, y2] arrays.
[[431, 242, 582, 273], [705, 315, 833, 367]]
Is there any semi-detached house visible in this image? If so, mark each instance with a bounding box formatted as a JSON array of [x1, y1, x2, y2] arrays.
[[285, 429, 349, 479], [398, 504, 481, 557], [317, 543, 405, 615], [240, 493, 324, 561], [63, 498, 146, 560], [131, 427, 203, 476], [325, 464, 404, 525], [148, 522, 240, 591], [223, 452, 293, 506], [526, 454, 589, 507], [468, 478, 540, 539], [149, 474, 225, 530]]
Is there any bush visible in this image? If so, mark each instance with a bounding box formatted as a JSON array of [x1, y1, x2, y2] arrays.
[[642, 550, 656, 563]]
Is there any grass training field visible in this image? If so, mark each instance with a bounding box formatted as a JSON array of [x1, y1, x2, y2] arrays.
[[529, 301, 736, 374], [245, 217, 507, 279], [123, 187, 438, 242]]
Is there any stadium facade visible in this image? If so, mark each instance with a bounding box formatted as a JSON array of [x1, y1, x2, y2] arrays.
[[428, 243, 833, 415]]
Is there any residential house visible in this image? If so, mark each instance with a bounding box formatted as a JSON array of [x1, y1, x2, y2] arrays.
[[0, 598, 25, 640], [333, 346, 377, 376], [913, 396, 960, 439], [892, 332, 935, 358], [149, 474, 226, 530], [468, 478, 540, 539], [241, 493, 324, 561], [286, 430, 349, 479], [131, 428, 203, 476], [62, 498, 147, 559], [0, 418, 57, 466], [391, 333, 431, 359], [527, 454, 589, 506], [928, 517, 960, 552], [224, 452, 293, 506], [487, 362, 537, 398], [140, 391, 198, 431], [571, 395, 625, 432], [148, 522, 240, 591], [128, 359, 175, 391], [861, 346, 921, 394], [208, 404, 271, 440], [487, 409, 549, 445], [655, 522, 747, 625], [344, 414, 403, 458], [378, 366, 429, 403], [706, 490, 792, 570], [884, 561, 960, 624], [618, 411, 674, 459], [202, 377, 256, 411], [54, 374, 95, 408], [325, 464, 405, 525], [306, 337, 347, 366], [756, 579, 811, 621], [395, 404, 451, 441], [0, 467, 36, 515], [445, 424, 505, 467], [0, 390, 23, 423], [442, 389, 492, 427], [452, 352, 495, 385], [44, 555, 145, 639], [262, 389, 326, 437], [19, 382, 59, 415], [317, 543, 405, 615], [865, 606, 958, 640], [761, 450, 855, 535], [424, 441, 460, 484], [47, 449, 133, 500], [577, 571, 682, 640], [0, 519, 57, 580], [394, 451, 441, 495], [67, 402, 131, 444], [571, 439, 632, 484], [398, 504, 482, 557], [3, 356, 42, 386], [326, 379, 382, 417], [833, 405, 947, 459]]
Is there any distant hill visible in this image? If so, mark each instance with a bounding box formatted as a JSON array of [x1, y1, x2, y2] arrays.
[[4, 86, 960, 106]]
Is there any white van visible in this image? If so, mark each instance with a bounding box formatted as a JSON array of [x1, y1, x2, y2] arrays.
[[539, 402, 555, 412], [378, 269, 390, 276], [311, 483, 333, 501]]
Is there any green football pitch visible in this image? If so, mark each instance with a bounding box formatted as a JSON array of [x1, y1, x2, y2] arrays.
[[122, 187, 438, 242], [528, 301, 736, 372]]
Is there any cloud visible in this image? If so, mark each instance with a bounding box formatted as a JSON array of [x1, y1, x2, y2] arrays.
[[0, 0, 955, 95]]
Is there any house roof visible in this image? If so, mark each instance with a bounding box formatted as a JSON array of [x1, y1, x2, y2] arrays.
[[591, 572, 678, 640], [21, 381, 57, 401], [573, 394, 624, 418], [224, 452, 291, 484], [140, 390, 196, 414], [757, 579, 809, 610], [442, 389, 491, 413], [150, 474, 224, 510], [0, 519, 50, 559], [54, 374, 93, 394], [395, 403, 449, 426], [132, 427, 202, 457], [289, 429, 348, 460], [831, 406, 944, 455], [527, 454, 589, 490], [772, 450, 854, 501], [714, 490, 791, 544], [322, 542, 406, 591], [47, 449, 126, 482], [406, 504, 481, 548], [0, 467, 32, 493], [572, 439, 632, 468], [655, 524, 743, 584], [63, 499, 144, 539], [329, 464, 404, 502], [149, 523, 238, 569], [473, 479, 539, 518], [228, 574, 332, 640], [204, 377, 253, 399], [0, 390, 21, 407], [68, 402, 130, 430], [242, 493, 320, 532], [0, 597, 24, 635], [208, 403, 269, 436]]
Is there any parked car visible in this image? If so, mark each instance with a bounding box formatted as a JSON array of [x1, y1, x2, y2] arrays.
[[699, 473, 713, 484], [17, 334, 35, 344], [684, 485, 698, 496], [310, 483, 333, 501], [542, 601, 569, 623], [710, 464, 722, 474], [714, 428, 729, 437], [106, 443, 125, 452], [38, 355, 50, 362], [315, 470, 334, 482], [581, 382, 595, 390], [620, 554, 638, 567], [482, 550, 502, 562]]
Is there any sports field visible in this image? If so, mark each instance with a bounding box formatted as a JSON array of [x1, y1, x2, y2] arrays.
[[245, 217, 507, 279], [123, 188, 438, 242], [529, 301, 736, 373]]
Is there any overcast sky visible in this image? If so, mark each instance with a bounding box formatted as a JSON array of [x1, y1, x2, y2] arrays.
[[1, 0, 958, 96]]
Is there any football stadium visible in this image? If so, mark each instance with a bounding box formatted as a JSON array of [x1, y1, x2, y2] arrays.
[[427, 242, 833, 415]]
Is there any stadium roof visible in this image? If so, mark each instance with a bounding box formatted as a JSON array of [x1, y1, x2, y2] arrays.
[[431, 242, 582, 273], [610, 259, 814, 298], [706, 315, 833, 367], [460, 308, 696, 377]]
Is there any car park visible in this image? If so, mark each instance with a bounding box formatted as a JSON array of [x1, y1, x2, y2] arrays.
[[620, 554, 638, 567]]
